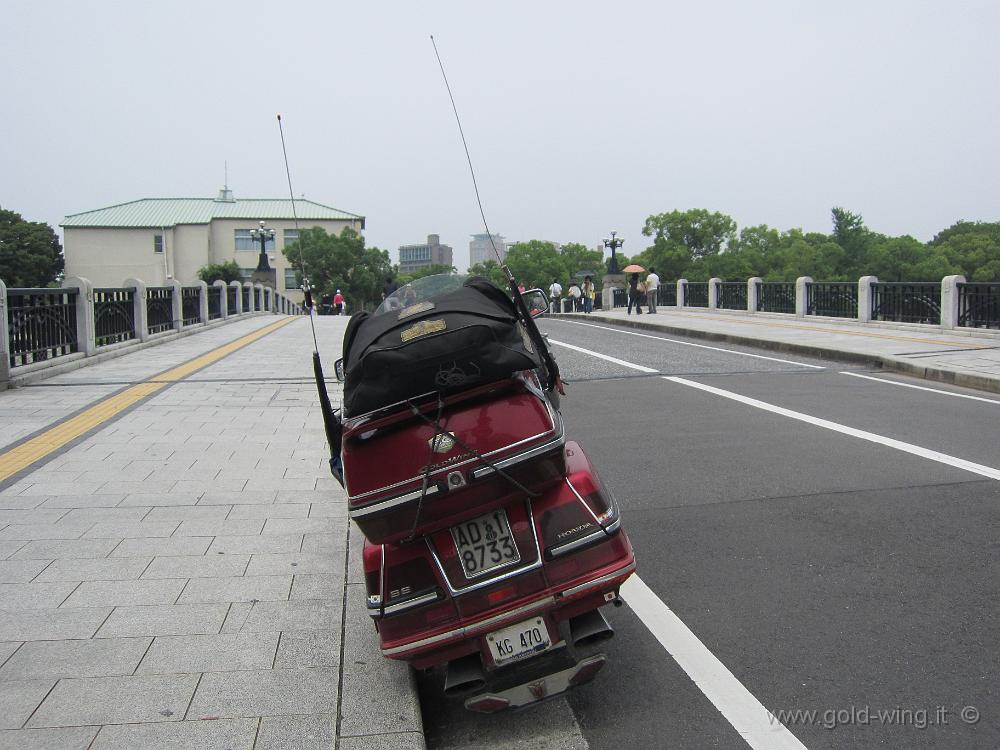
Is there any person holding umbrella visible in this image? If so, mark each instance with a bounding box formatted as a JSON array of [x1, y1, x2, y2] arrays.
[[623, 264, 646, 315]]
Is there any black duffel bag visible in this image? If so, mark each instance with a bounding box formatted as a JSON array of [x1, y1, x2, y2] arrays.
[[342, 278, 542, 417]]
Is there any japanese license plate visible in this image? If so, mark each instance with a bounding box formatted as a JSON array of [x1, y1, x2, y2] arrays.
[[450, 508, 520, 579], [486, 616, 551, 666]]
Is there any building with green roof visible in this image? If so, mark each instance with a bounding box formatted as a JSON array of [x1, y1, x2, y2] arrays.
[[61, 189, 365, 302]]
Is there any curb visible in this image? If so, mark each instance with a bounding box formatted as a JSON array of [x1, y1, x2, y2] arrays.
[[562, 313, 1000, 395]]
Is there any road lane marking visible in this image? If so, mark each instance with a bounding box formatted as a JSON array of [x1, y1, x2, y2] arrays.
[[839, 371, 1000, 405], [546, 338, 660, 373], [664, 376, 1000, 481], [621, 576, 807, 749], [0, 317, 297, 484], [587, 310, 994, 350], [549, 320, 825, 369]]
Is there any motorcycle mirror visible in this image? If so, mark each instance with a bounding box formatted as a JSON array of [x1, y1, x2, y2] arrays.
[[334, 358, 345, 382], [521, 289, 549, 318]]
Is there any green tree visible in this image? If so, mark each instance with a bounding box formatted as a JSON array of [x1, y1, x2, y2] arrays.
[[0, 208, 64, 287], [642, 209, 737, 260], [559, 242, 604, 280], [197, 260, 242, 284], [505, 240, 568, 291], [283, 227, 391, 312], [929, 221, 1000, 281]]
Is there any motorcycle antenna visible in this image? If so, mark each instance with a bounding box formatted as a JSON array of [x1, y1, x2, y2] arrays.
[[276, 114, 343, 474], [429, 35, 562, 393]]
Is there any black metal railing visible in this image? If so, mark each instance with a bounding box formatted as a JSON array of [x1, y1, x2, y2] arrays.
[[227, 285, 239, 314], [757, 282, 796, 314], [146, 287, 174, 334], [612, 288, 627, 308], [242, 286, 251, 313], [807, 282, 857, 318], [871, 282, 941, 325], [716, 282, 747, 311], [7, 288, 78, 367], [684, 283, 709, 307], [93, 288, 135, 347], [594, 291, 603, 309], [208, 286, 223, 320], [254, 288, 263, 312], [957, 282, 1000, 329], [658, 284, 677, 306], [181, 287, 201, 326]]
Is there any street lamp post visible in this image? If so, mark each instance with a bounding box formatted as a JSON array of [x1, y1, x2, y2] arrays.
[[603, 231, 624, 275], [250, 221, 275, 273]]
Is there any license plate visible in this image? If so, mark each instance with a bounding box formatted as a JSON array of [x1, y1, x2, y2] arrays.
[[450, 508, 520, 579], [486, 616, 551, 666]]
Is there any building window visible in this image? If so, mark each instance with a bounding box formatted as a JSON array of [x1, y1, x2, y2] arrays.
[[238, 268, 254, 281], [283, 229, 299, 246], [153, 234, 164, 253], [284, 269, 301, 289]]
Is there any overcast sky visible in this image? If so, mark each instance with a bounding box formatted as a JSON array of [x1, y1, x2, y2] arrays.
[[3, 1, 998, 271]]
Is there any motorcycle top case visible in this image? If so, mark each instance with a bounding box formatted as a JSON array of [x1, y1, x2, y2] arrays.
[[341, 278, 542, 418], [342, 373, 566, 545]]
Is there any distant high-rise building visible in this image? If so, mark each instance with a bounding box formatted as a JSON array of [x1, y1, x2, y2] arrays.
[[398, 234, 453, 274], [469, 233, 507, 268]]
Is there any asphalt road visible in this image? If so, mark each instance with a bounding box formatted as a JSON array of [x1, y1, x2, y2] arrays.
[[420, 317, 1000, 750]]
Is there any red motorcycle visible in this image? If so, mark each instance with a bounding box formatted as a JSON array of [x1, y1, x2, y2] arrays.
[[327, 275, 635, 711]]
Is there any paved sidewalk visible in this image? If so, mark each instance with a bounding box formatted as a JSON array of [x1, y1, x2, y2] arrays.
[[563, 307, 1000, 393], [0, 316, 423, 750]]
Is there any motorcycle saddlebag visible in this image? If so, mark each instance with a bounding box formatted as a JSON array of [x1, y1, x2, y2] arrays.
[[343, 373, 566, 544], [342, 278, 542, 418]]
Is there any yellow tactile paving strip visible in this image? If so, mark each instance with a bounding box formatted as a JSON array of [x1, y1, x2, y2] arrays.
[[0, 317, 297, 484], [639, 311, 996, 350]]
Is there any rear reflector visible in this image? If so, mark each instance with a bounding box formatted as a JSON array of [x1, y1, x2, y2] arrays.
[[465, 694, 511, 713]]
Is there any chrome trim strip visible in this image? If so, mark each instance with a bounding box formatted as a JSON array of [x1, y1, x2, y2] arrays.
[[349, 483, 441, 520], [559, 560, 636, 599], [381, 594, 556, 656], [469, 430, 565, 480], [565, 477, 600, 523], [348, 422, 561, 505], [372, 591, 440, 617], [426, 498, 544, 596], [547, 526, 610, 559]]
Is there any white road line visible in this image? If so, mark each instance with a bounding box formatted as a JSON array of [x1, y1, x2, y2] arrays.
[[548, 319, 825, 369], [547, 338, 660, 373], [665, 376, 1000, 481], [621, 576, 807, 750], [840, 371, 1000, 405]]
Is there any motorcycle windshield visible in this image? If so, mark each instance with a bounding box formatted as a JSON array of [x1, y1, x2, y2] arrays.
[[374, 274, 471, 317]]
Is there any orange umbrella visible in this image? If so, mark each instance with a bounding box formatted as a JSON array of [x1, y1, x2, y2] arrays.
[[622, 264, 646, 273]]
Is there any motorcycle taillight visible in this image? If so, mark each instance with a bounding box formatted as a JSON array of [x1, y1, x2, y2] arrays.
[[543, 530, 631, 591]]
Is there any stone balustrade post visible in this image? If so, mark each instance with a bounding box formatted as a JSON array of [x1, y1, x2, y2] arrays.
[[214, 280, 229, 318], [254, 283, 265, 313], [124, 278, 149, 341], [795, 276, 812, 317], [198, 281, 209, 324], [63, 276, 96, 356], [677, 279, 687, 308], [941, 275, 966, 329], [748, 277, 761, 313], [0, 278, 10, 383], [708, 277, 721, 309], [230, 281, 243, 314], [858, 276, 878, 323], [168, 279, 183, 331]]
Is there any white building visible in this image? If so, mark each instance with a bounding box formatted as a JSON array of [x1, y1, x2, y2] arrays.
[[398, 234, 453, 275], [469, 233, 507, 268], [61, 189, 365, 303]]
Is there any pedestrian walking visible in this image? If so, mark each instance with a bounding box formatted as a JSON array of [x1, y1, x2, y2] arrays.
[[645, 267, 660, 313], [333, 289, 345, 315], [548, 278, 563, 313], [627, 273, 643, 315], [567, 282, 582, 312], [582, 276, 595, 313]]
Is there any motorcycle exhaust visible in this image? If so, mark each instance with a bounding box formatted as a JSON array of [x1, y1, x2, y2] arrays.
[[569, 608, 615, 648], [444, 653, 487, 696]]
